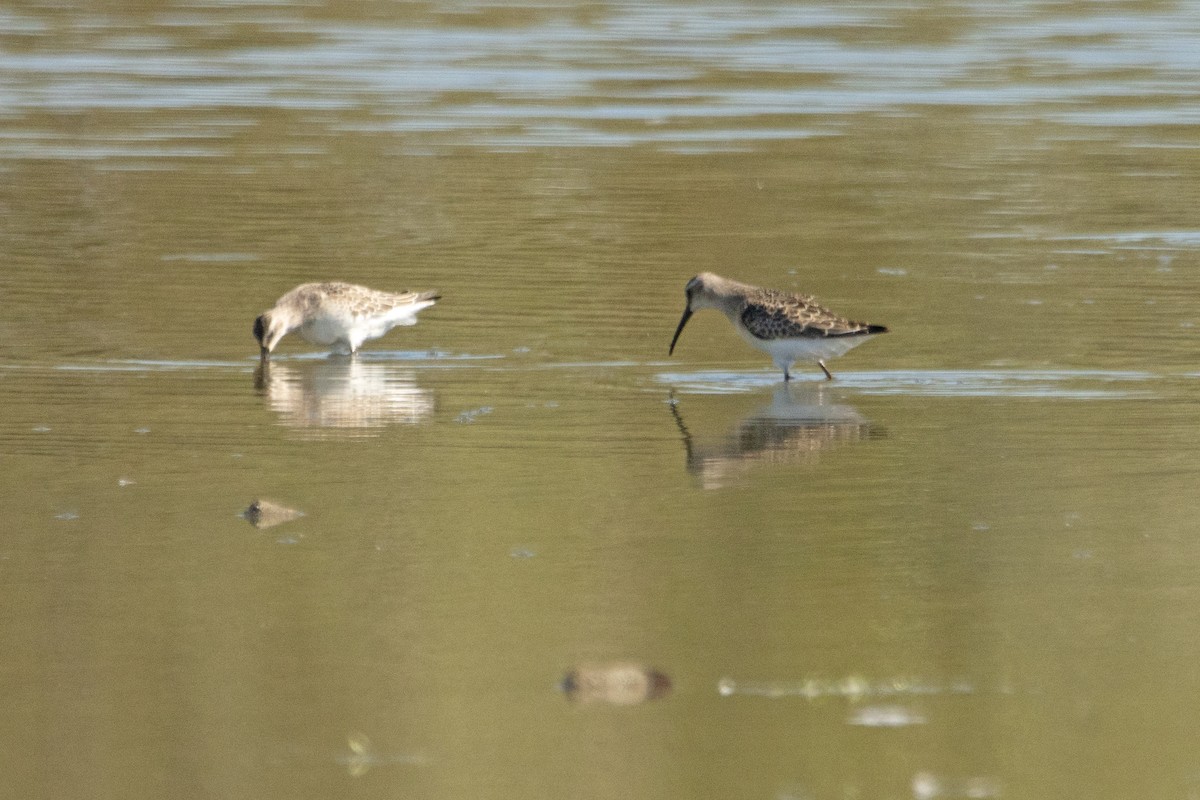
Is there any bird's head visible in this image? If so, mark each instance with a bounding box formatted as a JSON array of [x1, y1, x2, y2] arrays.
[[253, 310, 291, 358], [669, 273, 726, 355]]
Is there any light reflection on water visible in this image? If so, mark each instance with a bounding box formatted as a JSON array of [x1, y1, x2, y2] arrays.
[[3, 3, 1200, 153], [658, 368, 1161, 398]]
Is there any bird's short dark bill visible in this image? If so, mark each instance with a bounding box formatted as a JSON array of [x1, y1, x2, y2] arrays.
[[668, 307, 693, 355]]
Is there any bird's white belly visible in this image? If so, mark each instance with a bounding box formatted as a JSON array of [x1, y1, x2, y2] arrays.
[[297, 304, 429, 350], [737, 327, 876, 365], [297, 315, 353, 346]]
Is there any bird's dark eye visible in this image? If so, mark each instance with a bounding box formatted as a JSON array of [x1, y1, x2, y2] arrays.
[[253, 315, 265, 344]]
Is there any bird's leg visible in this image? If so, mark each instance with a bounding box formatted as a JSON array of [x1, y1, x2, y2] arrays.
[[818, 360, 834, 381], [783, 367, 791, 382]]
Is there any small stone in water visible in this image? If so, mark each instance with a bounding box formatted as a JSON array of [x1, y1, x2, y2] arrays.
[[242, 499, 305, 529], [561, 662, 671, 705]]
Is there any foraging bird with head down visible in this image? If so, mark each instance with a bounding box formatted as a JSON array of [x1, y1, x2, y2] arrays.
[[253, 281, 440, 359], [668, 272, 887, 381]]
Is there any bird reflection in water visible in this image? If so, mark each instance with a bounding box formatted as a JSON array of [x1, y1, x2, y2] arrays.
[[254, 358, 434, 436], [669, 384, 876, 489]]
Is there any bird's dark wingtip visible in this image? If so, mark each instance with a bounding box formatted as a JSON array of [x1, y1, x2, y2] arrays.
[[868, 324, 889, 334]]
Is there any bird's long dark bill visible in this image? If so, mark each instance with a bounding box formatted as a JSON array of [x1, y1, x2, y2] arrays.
[[668, 307, 693, 355]]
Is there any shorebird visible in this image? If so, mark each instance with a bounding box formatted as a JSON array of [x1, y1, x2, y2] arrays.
[[253, 282, 440, 359], [668, 272, 887, 381]]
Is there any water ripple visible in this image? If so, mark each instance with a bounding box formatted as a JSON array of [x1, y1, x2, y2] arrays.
[[659, 369, 1161, 398], [3, 2, 1200, 152]]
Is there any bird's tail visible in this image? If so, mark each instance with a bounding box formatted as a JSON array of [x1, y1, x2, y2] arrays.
[[832, 322, 888, 337]]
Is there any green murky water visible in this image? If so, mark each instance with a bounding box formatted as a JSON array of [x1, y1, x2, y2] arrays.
[[4, 2, 1200, 798]]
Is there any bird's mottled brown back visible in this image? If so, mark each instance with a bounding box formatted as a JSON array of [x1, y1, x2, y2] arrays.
[[740, 288, 882, 340], [305, 282, 437, 316]]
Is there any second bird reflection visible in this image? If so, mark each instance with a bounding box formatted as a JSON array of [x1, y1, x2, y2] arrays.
[[255, 358, 434, 437], [669, 384, 877, 490]]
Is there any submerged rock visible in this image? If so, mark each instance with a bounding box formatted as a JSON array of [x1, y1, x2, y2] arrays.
[[242, 499, 305, 529], [561, 662, 671, 705]]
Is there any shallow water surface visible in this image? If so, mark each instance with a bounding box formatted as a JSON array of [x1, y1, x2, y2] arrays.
[[4, 2, 1200, 799]]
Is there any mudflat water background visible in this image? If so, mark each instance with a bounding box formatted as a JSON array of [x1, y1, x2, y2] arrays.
[[4, 2, 1200, 798]]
